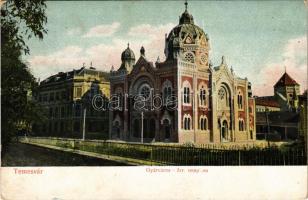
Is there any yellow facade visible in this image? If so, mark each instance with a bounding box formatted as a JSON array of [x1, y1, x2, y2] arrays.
[[33, 67, 110, 139]]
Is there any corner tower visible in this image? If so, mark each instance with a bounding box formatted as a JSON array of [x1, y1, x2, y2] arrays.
[[164, 1, 210, 70]]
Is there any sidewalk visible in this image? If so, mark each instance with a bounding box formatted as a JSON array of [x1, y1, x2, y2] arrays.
[[20, 140, 164, 166]]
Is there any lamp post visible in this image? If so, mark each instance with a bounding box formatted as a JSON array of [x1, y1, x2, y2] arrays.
[[141, 111, 144, 143], [74, 100, 87, 141], [82, 107, 86, 141]]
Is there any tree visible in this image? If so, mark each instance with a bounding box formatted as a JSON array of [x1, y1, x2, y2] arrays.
[[1, 0, 48, 149]]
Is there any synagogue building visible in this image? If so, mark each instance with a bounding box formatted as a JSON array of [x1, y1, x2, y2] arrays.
[[109, 2, 256, 144]]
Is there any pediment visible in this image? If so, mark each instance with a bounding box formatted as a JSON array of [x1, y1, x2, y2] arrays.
[[184, 34, 195, 44], [214, 65, 234, 84], [130, 56, 156, 76]]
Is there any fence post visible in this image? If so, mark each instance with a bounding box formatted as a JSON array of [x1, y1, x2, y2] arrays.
[[238, 150, 241, 166], [150, 146, 153, 166]]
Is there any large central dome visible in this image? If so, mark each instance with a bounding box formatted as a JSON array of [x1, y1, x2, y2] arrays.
[[164, 2, 209, 60]]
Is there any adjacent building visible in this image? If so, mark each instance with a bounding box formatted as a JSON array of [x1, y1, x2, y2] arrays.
[[298, 90, 308, 143], [255, 71, 302, 140], [33, 66, 110, 139], [109, 2, 256, 144], [256, 71, 300, 113]]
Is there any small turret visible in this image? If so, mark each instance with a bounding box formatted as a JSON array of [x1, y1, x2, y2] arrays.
[[119, 43, 135, 72], [140, 46, 145, 57]]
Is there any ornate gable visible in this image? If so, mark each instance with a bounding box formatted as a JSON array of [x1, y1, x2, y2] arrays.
[[213, 57, 235, 87], [129, 56, 156, 77]]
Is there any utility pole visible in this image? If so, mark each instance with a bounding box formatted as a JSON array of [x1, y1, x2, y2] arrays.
[[82, 107, 86, 141], [141, 111, 144, 143], [265, 109, 270, 146]]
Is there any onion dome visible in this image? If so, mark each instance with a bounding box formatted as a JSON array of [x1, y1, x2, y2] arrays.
[[119, 43, 136, 72], [179, 1, 194, 24], [164, 1, 209, 60], [121, 43, 135, 62]]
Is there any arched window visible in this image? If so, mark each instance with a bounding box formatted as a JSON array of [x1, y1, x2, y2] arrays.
[[238, 119, 245, 131], [199, 115, 208, 130], [199, 85, 206, 106], [163, 119, 170, 139], [218, 86, 229, 108], [162, 80, 172, 104], [184, 87, 190, 103], [238, 91, 243, 109], [183, 81, 191, 104], [115, 87, 123, 106], [183, 114, 191, 130]]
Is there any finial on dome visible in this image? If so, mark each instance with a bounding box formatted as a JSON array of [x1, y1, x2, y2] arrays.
[[127, 42, 130, 48], [156, 56, 160, 63], [140, 46, 145, 56], [221, 56, 226, 65], [185, 0, 188, 11]]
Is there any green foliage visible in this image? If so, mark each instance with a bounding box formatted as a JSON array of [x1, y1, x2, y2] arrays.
[[1, 0, 47, 55], [21, 137, 307, 165], [1, 0, 47, 147]]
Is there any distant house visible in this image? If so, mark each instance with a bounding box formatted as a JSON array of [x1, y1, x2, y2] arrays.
[[255, 71, 302, 141], [256, 111, 299, 140], [255, 72, 300, 112], [255, 97, 281, 112], [298, 90, 307, 143]]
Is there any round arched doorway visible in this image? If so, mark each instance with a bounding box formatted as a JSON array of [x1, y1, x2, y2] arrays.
[[163, 119, 171, 140], [220, 120, 229, 142]]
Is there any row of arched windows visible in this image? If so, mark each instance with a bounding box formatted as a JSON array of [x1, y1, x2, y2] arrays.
[[183, 115, 209, 131], [183, 81, 208, 106]]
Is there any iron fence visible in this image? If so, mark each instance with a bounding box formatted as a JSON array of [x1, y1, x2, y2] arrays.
[[20, 137, 307, 166]]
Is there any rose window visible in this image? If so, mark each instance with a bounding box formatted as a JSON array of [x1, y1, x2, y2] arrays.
[[184, 53, 194, 63], [201, 54, 207, 64], [139, 84, 151, 99]]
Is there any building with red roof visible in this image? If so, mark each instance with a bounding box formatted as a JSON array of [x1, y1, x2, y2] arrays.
[[255, 71, 302, 141], [256, 71, 300, 112]]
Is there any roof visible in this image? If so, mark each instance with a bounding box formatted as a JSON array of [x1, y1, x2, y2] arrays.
[[255, 96, 280, 107], [274, 72, 299, 87], [40, 67, 109, 85], [121, 45, 135, 61], [256, 111, 299, 124], [164, 2, 209, 61]]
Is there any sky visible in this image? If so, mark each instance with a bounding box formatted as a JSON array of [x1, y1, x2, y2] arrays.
[[23, 0, 307, 96]]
